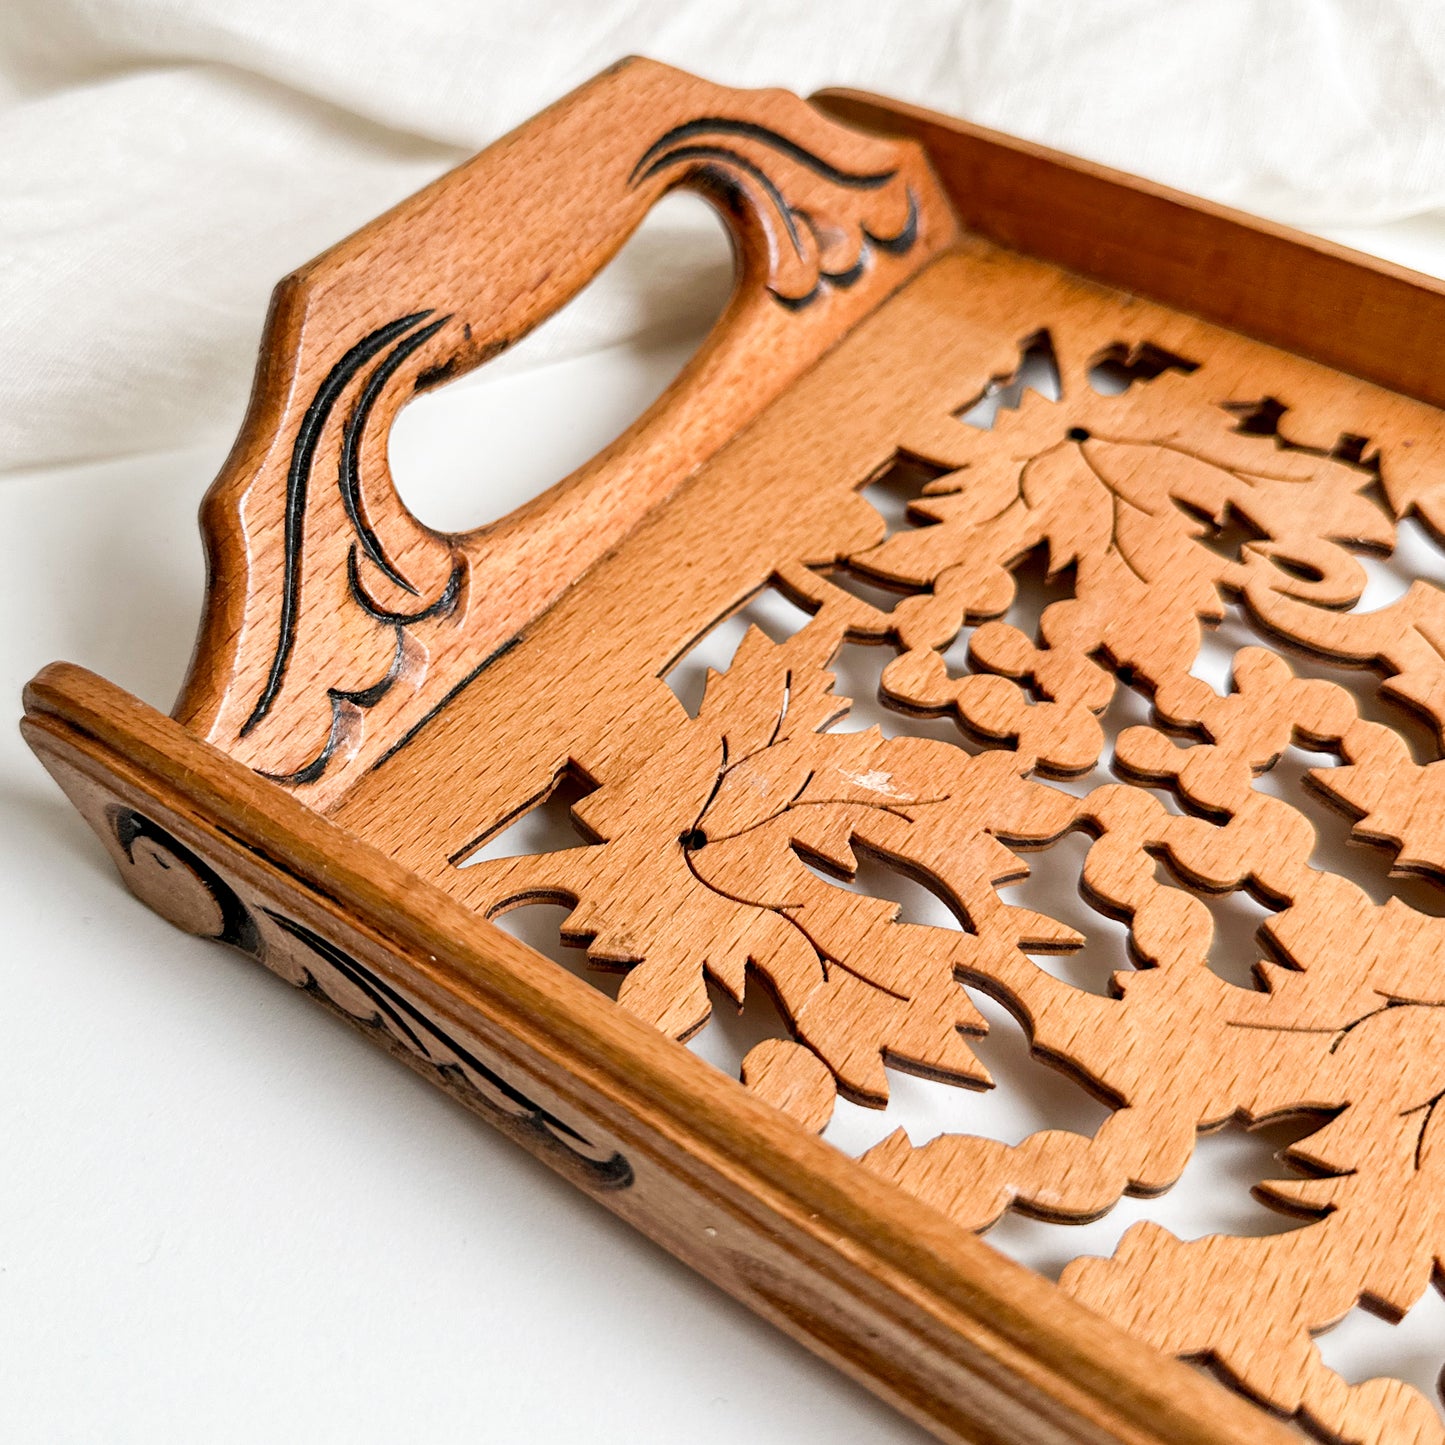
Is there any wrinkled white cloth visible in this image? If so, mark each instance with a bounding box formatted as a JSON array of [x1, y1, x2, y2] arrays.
[[2, 0, 1444, 471]]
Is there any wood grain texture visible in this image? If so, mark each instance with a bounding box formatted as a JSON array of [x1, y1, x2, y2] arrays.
[[334, 244, 1445, 1443], [813, 86, 1445, 411], [174, 57, 954, 808], [23, 60, 1445, 1445], [22, 664, 1295, 1445]]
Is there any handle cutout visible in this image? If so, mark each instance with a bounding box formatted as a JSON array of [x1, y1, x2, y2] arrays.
[[388, 193, 733, 535]]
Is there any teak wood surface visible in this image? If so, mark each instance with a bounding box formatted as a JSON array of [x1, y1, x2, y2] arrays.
[[22, 57, 1445, 1445]]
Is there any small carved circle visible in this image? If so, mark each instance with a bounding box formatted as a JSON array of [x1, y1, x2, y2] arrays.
[[122, 835, 227, 937], [110, 810, 262, 956]]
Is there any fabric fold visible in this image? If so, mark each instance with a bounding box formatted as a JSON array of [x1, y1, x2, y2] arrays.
[[2, 0, 1443, 471]]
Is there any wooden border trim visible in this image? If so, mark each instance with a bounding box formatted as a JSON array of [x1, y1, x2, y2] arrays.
[[814, 87, 1445, 408], [22, 662, 1298, 1445]]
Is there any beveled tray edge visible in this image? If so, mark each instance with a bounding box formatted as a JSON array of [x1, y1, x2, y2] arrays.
[[21, 661, 1294, 1445]]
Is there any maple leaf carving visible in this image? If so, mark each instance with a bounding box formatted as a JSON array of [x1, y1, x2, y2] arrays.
[[450, 322, 1445, 1444], [466, 625, 1077, 1104], [1059, 1002, 1445, 1444], [849, 342, 1393, 776]]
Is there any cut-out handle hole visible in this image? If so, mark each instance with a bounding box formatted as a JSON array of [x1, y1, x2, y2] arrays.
[[388, 193, 734, 534]]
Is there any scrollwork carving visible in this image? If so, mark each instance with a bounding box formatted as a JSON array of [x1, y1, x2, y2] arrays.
[[109, 811, 631, 1191], [629, 117, 918, 310]]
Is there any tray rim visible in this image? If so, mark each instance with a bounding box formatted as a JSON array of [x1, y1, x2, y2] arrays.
[[817, 84, 1445, 414], [22, 660, 1299, 1445], [26, 67, 1445, 1445]]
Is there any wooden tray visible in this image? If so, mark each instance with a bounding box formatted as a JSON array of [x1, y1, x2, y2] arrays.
[[23, 58, 1445, 1445]]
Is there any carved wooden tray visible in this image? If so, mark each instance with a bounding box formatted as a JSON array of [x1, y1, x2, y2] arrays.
[[22, 58, 1445, 1445]]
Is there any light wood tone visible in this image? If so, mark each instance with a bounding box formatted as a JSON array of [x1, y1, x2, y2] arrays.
[[22, 664, 1295, 1445], [333, 246, 1445, 1443], [23, 59, 1445, 1445], [814, 86, 1445, 415], [174, 57, 954, 808], [742, 1039, 837, 1134]]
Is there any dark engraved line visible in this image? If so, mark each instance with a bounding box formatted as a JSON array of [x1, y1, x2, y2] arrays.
[[256, 624, 407, 787], [865, 186, 919, 254], [267, 912, 577, 1131], [773, 223, 914, 313], [112, 808, 263, 957], [309, 961, 430, 1056], [271, 913, 432, 1057], [772, 192, 919, 314], [705, 793, 942, 849], [255, 623, 406, 787], [265, 910, 633, 1187], [369, 634, 523, 774], [1404, 1088, 1445, 1171], [688, 736, 731, 838], [330, 628, 407, 710], [257, 543, 459, 791], [258, 549, 467, 788], [107, 809, 629, 1186], [258, 706, 349, 788], [346, 545, 463, 626], [771, 289, 821, 315], [633, 143, 805, 255], [819, 255, 867, 290], [629, 127, 917, 314], [339, 315, 452, 595], [241, 311, 433, 736], [629, 118, 897, 190]]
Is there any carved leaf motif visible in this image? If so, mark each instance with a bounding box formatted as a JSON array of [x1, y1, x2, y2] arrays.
[[1315, 741, 1445, 881], [868, 371, 1390, 607], [799, 334, 1445, 1440], [1381, 443, 1445, 543], [457, 319, 1445, 1443], [855, 349, 1394, 775], [469, 626, 1076, 1103], [1058, 1004, 1445, 1436]]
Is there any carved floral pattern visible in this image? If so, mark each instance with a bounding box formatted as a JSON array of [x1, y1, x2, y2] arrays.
[[464, 329, 1445, 1443]]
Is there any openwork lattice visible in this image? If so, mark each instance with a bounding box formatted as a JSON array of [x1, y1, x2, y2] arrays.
[[27, 60, 1445, 1445], [469, 326, 1445, 1443]]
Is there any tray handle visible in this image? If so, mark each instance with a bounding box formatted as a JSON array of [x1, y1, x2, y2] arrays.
[[176, 57, 952, 802]]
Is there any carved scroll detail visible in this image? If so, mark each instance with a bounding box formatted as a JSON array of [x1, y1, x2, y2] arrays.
[[192, 81, 946, 807], [111, 810, 632, 1190], [629, 118, 919, 310], [240, 311, 465, 785]]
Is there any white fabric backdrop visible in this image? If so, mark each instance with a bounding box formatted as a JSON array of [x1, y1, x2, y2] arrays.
[[3, 0, 1445, 471]]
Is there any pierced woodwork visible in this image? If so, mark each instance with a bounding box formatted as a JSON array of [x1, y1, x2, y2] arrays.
[[391, 266, 1445, 1444], [24, 56, 1445, 1445]]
